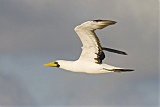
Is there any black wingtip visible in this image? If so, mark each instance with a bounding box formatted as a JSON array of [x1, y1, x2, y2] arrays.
[[108, 69, 134, 72], [102, 47, 127, 55], [116, 51, 127, 55], [93, 20, 117, 25], [119, 69, 134, 72], [108, 20, 117, 25], [115, 69, 134, 73], [93, 19, 103, 22]]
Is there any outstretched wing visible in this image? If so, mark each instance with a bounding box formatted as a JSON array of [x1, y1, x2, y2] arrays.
[[74, 20, 116, 64]]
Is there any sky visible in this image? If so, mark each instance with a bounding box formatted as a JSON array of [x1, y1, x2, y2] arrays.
[[0, 0, 159, 106]]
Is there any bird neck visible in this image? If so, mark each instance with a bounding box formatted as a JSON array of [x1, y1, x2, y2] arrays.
[[57, 60, 76, 71]]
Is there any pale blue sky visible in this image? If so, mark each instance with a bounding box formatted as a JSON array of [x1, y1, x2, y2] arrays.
[[0, 0, 159, 106]]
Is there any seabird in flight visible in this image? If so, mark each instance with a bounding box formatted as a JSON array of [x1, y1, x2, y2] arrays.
[[44, 20, 133, 74]]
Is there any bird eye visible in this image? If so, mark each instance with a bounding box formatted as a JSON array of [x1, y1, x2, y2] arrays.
[[55, 62, 60, 67]]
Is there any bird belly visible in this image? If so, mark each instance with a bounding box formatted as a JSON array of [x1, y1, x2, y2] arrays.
[[70, 61, 108, 74]]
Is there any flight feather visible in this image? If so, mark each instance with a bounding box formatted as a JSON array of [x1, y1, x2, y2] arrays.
[[74, 20, 116, 64]]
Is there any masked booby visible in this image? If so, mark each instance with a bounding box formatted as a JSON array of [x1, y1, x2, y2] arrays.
[[44, 20, 134, 74]]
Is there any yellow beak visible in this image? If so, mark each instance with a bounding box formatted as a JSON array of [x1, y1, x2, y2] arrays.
[[43, 62, 59, 67]]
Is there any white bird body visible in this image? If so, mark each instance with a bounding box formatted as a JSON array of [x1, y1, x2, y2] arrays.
[[57, 60, 118, 74], [44, 20, 133, 74]]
